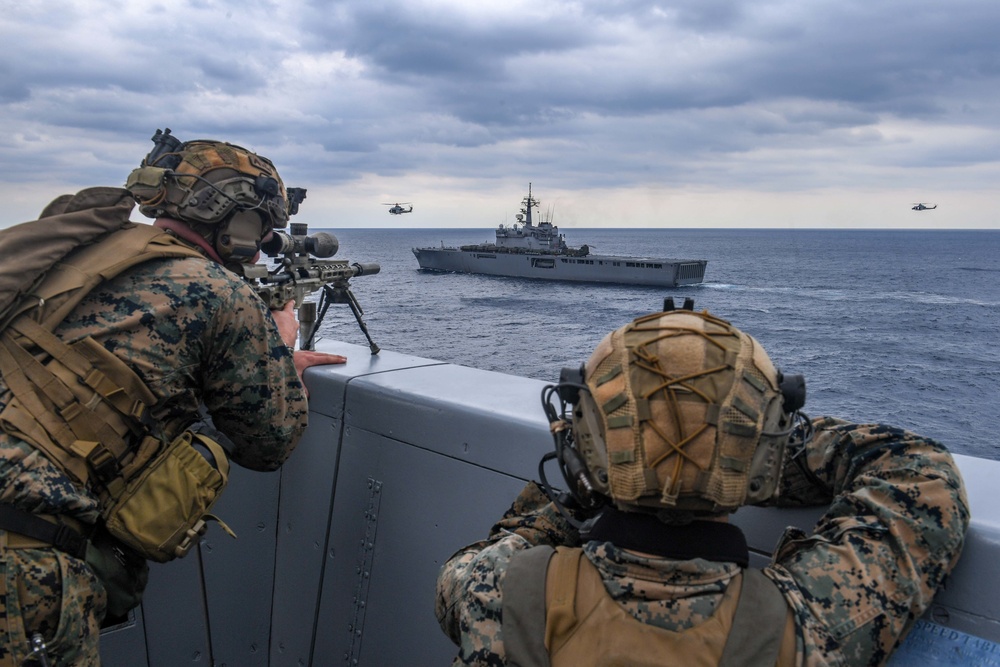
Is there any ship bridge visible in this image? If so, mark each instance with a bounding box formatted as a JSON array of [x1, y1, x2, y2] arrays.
[[494, 220, 566, 252], [494, 182, 568, 253]]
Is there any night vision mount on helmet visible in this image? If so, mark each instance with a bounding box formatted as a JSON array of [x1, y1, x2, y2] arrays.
[[540, 298, 810, 525], [125, 128, 305, 266]]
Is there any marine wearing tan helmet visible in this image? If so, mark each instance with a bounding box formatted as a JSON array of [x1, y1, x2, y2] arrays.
[[566, 307, 800, 518], [125, 133, 290, 265]]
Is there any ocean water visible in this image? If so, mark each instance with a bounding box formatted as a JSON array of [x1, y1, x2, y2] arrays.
[[310, 227, 1000, 461]]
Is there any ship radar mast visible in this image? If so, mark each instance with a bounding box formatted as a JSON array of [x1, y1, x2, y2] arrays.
[[521, 182, 540, 227]]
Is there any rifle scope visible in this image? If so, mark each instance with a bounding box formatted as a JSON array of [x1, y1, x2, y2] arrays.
[[261, 225, 338, 258]]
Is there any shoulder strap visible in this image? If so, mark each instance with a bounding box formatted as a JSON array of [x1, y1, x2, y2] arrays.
[[503, 545, 556, 667], [544, 546, 586, 654], [12, 223, 204, 332], [719, 568, 789, 667], [0, 219, 205, 491]]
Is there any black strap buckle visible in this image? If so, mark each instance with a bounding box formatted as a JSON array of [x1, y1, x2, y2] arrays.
[[0, 505, 89, 560], [52, 522, 88, 560], [87, 445, 120, 484]]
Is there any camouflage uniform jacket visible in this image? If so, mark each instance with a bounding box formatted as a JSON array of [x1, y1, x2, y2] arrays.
[[0, 254, 308, 523], [435, 417, 970, 667]]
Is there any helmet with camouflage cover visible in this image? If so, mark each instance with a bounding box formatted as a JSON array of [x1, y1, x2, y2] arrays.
[[549, 305, 805, 519], [125, 129, 298, 265]]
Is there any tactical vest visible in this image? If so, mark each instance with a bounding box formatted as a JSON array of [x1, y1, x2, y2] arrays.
[[502, 546, 797, 667], [0, 188, 230, 561]]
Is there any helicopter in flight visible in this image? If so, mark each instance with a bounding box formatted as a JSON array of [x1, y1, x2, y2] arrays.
[[383, 202, 414, 215], [911, 203, 937, 211]]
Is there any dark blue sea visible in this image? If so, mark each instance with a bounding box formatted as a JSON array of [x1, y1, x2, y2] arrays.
[[311, 228, 1000, 461]]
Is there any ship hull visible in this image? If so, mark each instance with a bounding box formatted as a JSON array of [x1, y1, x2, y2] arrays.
[[412, 247, 707, 287]]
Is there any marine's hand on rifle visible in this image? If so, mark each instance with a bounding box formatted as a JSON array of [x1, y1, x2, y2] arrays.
[[271, 300, 299, 348]]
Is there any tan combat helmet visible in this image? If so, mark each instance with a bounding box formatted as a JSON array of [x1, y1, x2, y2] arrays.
[[125, 129, 300, 264], [566, 305, 803, 517]]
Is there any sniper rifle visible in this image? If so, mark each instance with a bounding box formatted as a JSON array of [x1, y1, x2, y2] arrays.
[[235, 209, 380, 354]]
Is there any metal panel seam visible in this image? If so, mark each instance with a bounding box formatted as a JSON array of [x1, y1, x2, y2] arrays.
[[307, 372, 359, 666]]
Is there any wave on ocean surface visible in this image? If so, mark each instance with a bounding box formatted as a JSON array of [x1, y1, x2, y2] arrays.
[[703, 282, 999, 307]]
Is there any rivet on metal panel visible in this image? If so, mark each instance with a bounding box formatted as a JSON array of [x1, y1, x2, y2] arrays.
[[347, 476, 383, 664], [255, 522, 266, 532], [931, 606, 951, 624]]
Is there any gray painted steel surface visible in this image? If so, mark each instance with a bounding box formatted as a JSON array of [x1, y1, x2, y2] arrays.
[[412, 246, 708, 286], [98, 341, 1000, 666]]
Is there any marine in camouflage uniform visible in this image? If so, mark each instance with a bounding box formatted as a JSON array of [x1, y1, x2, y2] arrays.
[[1, 258, 307, 665], [436, 309, 969, 667], [0, 134, 343, 666]]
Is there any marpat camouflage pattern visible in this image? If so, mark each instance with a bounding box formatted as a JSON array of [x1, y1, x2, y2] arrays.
[[435, 417, 970, 667], [0, 254, 307, 665]]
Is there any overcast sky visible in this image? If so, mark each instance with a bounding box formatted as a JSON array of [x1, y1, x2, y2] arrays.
[[2, 0, 999, 230]]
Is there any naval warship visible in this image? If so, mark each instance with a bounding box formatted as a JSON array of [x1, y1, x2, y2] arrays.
[[411, 184, 708, 287]]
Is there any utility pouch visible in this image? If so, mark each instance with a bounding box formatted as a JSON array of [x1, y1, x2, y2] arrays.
[[103, 429, 234, 563]]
